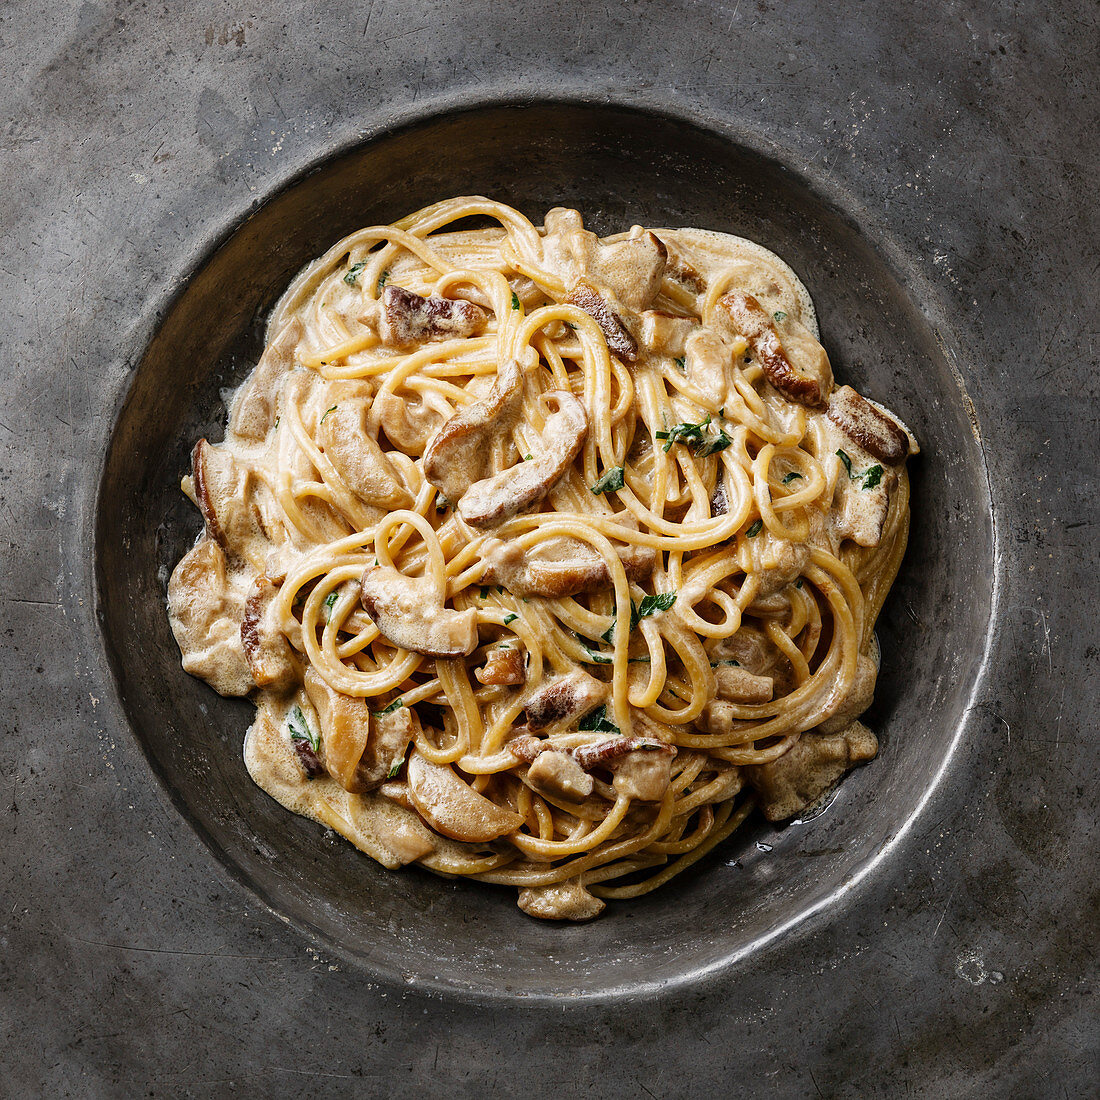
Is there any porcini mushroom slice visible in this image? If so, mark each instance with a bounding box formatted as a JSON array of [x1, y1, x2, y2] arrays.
[[640, 310, 698, 356], [518, 878, 605, 921], [318, 398, 414, 509], [744, 721, 878, 822], [423, 357, 524, 505], [240, 575, 297, 691], [378, 284, 486, 348], [457, 390, 588, 528], [303, 668, 371, 793], [369, 389, 445, 457], [525, 750, 594, 801], [229, 317, 301, 441], [406, 751, 523, 842], [826, 385, 914, 466], [713, 664, 774, 704], [167, 537, 253, 697], [524, 670, 609, 733], [481, 534, 657, 599], [360, 566, 478, 658], [191, 438, 266, 553], [475, 641, 526, 686], [718, 291, 832, 406], [566, 280, 638, 362]]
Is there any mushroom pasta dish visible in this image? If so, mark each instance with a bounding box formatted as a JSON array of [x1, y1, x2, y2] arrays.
[[168, 197, 918, 921]]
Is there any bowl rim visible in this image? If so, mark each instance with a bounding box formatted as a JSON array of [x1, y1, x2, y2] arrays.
[[92, 89, 1002, 1005]]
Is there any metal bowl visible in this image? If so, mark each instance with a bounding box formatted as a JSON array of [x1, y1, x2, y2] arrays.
[[96, 101, 993, 999]]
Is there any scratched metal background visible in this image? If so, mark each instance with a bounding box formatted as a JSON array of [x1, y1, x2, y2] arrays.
[[1, 1, 1096, 1096]]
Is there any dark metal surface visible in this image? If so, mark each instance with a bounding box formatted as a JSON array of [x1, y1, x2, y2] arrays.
[[1, 1, 1095, 1094]]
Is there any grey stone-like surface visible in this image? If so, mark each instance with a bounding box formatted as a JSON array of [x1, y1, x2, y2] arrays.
[[0, 1, 1095, 1096]]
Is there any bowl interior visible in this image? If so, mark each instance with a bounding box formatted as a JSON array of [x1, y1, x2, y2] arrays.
[[96, 102, 993, 999]]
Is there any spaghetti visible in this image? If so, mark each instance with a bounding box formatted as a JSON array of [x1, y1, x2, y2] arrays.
[[167, 198, 918, 920]]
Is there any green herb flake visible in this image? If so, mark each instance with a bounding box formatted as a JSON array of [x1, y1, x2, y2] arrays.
[[524, 454, 534, 461], [591, 466, 625, 495], [795, 578, 804, 589], [836, 449, 854, 478], [386, 746, 409, 779], [746, 519, 763, 538], [479, 587, 491, 599], [695, 430, 732, 458], [343, 261, 368, 286], [861, 464, 884, 490], [564, 321, 576, 330], [372, 698, 404, 717], [377, 270, 390, 291], [287, 705, 320, 753], [320, 404, 338, 424], [782, 471, 804, 485], [510, 291, 521, 311], [600, 591, 677, 643], [504, 613, 518, 625], [674, 356, 686, 371], [323, 591, 339, 620], [578, 704, 619, 735], [710, 659, 741, 667], [773, 310, 788, 322]]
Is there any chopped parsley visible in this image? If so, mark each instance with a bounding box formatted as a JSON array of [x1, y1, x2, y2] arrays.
[[510, 290, 521, 311], [479, 587, 491, 599], [746, 519, 764, 537], [578, 640, 650, 665], [343, 262, 367, 286], [773, 310, 788, 322], [782, 471, 804, 485], [710, 659, 741, 667], [590, 466, 625, 495], [795, 578, 804, 589], [673, 356, 686, 371], [504, 613, 518, 625], [524, 453, 534, 461], [386, 746, 409, 779], [578, 704, 619, 735], [319, 404, 338, 424], [377, 270, 390, 291], [323, 591, 339, 620], [287, 705, 319, 753], [372, 698, 404, 717], [655, 414, 730, 457], [836, 449, 884, 490], [601, 591, 677, 642]]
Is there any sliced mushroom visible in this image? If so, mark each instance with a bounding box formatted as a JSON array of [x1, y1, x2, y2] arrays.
[[475, 640, 526, 686], [571, 736, 676, 802], [541, 209, 667, 312], [517, 878, 605, 921], [369, 388, 446, 457], [827, 385, 914, 466], [240, 575, 297, 691], [818, 650, 878, 734], [708, 626, 775, 676], [480, 529, 656, 599], [713, 664, 775, 704], [525, 750, 594, 801], [684, 329, 733, 405], [457, 391, 588, 527], [422, 357, 524, 505], [229, 318, 302, 441], [658, 237, 707, 297], [318, 398, 414, 509], [571, 735, 675, 771], [360, 565, 478, 658], [302, 670, 369, 792], [524, 670, 609, 733], [639, 310, 698, 356], [406, 751, 523, 842], [565, 280, 638, 362], [506, 731, 543, 763], [717, 291, 832, 406], [744, 721, 878, 822], [167, 537, 253, 697], [191, 438, 266, 554], [378, 284, 486, 348], [821, 418, 894, 548]]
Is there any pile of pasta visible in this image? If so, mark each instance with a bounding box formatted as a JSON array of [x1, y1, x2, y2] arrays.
[[168, 197, 917, 920]]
